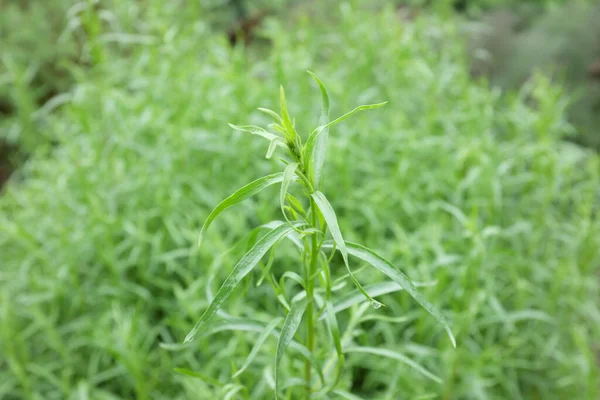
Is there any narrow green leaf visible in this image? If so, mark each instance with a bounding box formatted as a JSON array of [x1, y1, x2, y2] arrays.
[[326, 301, 342, 354], [280, 271, 305, 288], [275, 298, 309, 399], [304, 101, 386, 187], [311, 191, 381, 307], [279, 86, 297, 143], [325, 301, 345, 390], [319, 281, 436, 321], [256, 242, 279, 287], [333, 389, 366, 400], [280, 162, 299, 225], [286, 194, 306, 217], [323, 241, 456, 348], [258, 107, 283, 124], [307, 71, 330, 127], [322, 102, 387, 131], [345, 346, 442, 383], [185, 222, 304, 343], [269, 123, 287, 135], [228, 123, 282, 142], [232, 317, 283, 378], [223, 385, 244, 400], [266, 139, 281, 159], [307, 71, 330, 188], [197, 173, 286, 247], [189, 317, 323, 385], [173, 368, 223, 386], [198, 318, 265, 337]]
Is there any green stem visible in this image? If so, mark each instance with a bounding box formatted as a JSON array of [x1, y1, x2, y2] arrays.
[[304, 198, 320, 398]]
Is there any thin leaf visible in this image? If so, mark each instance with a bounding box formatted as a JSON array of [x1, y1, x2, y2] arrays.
[[323, 241, 456, 348], [319, 281, 436, 321], [304, 101, 386, 187], [307, 71, 330, 127], [280, 271, 305, 288], [233, 317, 283, 378], [223, 385, 244, 400], [345, 346, 442, 384], [311, 191, 381, 307], [286, 194, 306, 217], [196, 317, 324, 385], [325, 300, 344, 389], [258, 107, 283, 124], [280, 163, 299, 225], [322, 102, 387, 131], [185, 222, 304, 343], [228, 123, 282, 142], [173, 368, 223, 386], [332, 389, 366, 400], [197, 173, 286, 247], [266, 139, 281, 159], [307, 71, 330, 187], [275, 298, 309, 399], [256, 243, 280, 287], [269, 123, 287, 135], [279, 86, 298, 143]]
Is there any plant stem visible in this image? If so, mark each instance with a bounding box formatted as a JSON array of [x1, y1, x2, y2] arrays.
[[304, 197, 320, 399]]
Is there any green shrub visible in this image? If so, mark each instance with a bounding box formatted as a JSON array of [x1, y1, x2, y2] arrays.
[[0, 1, 598, 399]]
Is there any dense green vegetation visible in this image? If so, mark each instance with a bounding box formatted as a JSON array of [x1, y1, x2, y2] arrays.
[[1, 1, 599, 399], [467, 1, 600, 148]]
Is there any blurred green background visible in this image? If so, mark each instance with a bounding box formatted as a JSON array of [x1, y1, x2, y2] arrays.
[[1, 0, 599, 399]]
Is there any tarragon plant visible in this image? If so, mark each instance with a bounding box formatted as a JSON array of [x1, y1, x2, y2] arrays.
[[184, 72, 455, 399]]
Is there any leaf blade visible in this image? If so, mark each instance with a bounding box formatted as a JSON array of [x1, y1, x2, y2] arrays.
[[185, 222, 304, 343], [275, 298, 309, 399], [307, 71, 330, 187], [232, 317, 283, 378], [279, 86, 297, 143], [322, 102, 387, 131], [173, 368, 223, 386], [323, 241, 456, 347], [280, 162, 299, 225], [304, 101, 386, 188], [197, 173, 286, 247], [345, 346, 442, 383], [318, 281, 436, 321], [311, 191, 380, 307], [228, 123, 281, 142]]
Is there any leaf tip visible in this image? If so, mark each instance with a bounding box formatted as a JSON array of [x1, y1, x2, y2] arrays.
[[183, 333, 194, 344], [445, 326, 456, 348]]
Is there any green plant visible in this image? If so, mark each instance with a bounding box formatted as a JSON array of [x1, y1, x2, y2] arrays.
[[1, 2, 599, 399], [182, 73, 455, 398]]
